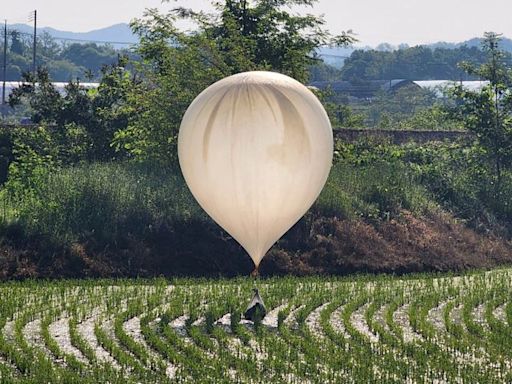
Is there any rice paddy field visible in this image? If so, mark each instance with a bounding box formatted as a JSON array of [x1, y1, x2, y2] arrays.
[[1, 269, 512, 383]]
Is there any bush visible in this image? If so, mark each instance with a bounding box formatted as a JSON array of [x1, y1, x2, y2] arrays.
[[316, 160, 432, 221], [332, 138, 512, 233], [0, 138, 511, 279], [2, 161, 204, 244], [403, 141, 512, 231], [0, 128, 13, 185]]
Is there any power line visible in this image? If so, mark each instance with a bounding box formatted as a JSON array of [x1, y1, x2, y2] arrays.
[[1, 30, 33, 37], [51, 36, 135, 45], [0, 15, 31, 24], [319, 54, 350, 59], [0, 29, 135, 46], [2, 20, 6, 106], [31, 10, 36, 76]]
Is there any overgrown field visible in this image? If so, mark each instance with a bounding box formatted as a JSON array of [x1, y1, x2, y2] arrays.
[[1, 269, 512, 383], [2, 139, 512, 278]]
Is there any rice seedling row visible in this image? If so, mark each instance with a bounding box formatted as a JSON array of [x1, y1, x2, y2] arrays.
[[0, 270, 511, 382]]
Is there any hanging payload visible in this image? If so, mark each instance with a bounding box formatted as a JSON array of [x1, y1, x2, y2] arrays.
[[244, 288, 267, 321]]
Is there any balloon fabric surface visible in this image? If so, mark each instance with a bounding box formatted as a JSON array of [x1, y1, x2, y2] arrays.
[[178, 71, 333, 268]]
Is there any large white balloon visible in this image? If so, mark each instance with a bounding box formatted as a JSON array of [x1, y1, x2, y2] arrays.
[[178, 71, 333, 268]]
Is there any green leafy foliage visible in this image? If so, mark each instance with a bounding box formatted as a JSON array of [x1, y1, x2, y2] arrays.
[[113, 0, 355, 162], [322, 95, 366, 128], [1, 30, 127, 81], [9, 58, 139, 162], [450, 33, 512, 193], [5, 125, 57, 201], [317, 160, 431, 221], [341, 45, 492, 81], [2, 161, 203, 244], [1, 133, 512, 278], [0, 128, 13, 184], [330, 137, 512, 228], [365, 87, 462, 130]]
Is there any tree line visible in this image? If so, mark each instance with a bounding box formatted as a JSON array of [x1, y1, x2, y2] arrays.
[[339, 44, 511, 81], [0, 29, 130, 81]]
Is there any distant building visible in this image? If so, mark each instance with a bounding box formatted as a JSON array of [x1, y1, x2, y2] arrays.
[[413, 80, 489, 97]]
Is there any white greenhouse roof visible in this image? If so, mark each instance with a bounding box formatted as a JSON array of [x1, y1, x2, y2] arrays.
[[2, 81, 99, 98], [413, 80, 489, 96]]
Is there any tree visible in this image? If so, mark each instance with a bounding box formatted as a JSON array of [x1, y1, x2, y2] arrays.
[[9, 57, 139, 162], [113, 0, 355, 162], [451, 32, 512, 194], [38, 31, 60, 59], [340, 45, 491, 81], [0, 31, 128, 82], [367, 86, 438, 127], [46, 60, 81, 81], [10, 31, 25, 55], [325, 102, 365, 128], [9, 69, 64, 124], [60, 43, 119, 77]]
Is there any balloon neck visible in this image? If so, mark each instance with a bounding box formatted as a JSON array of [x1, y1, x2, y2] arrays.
[[251, 266, 260, 278]]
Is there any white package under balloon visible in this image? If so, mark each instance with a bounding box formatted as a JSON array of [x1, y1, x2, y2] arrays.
[[178, 71, 333, 268]]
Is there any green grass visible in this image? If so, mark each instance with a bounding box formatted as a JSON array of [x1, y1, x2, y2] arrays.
[[0, 143, 511, 278], [317, 161, 433, 220], [1, 138, 510, 251], [0, 162, 205, 244], [0, 159, 435, 244]]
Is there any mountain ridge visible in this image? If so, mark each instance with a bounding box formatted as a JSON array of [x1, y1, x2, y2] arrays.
[[9, 22, 137, 45], [7, 22, 512, 68], [9, 22, 512, 51]]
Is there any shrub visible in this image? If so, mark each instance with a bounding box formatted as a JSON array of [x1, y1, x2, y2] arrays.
[[316, 161, 432, 221], [1, 161, 204, 244]]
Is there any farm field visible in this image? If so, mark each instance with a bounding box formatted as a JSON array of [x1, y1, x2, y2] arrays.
[[0, 269, 512, 383]]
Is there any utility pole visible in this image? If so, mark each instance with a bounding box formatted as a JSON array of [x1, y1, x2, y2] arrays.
[[32, 10, 37, 77], [2, 20, 7, 106]]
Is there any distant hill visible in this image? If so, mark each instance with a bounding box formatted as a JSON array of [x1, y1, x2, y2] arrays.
[[318, 37, 512, 68], [9, 23, 138, 47], [429, 37, 512, 52], [7, 22, 512, 64]]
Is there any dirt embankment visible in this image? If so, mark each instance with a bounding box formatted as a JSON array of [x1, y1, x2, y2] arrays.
[[262, 211, 512, 275], [1, 210, 511, 279]]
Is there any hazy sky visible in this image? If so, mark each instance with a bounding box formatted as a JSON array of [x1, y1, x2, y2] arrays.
[[4, 0, 512, 46]]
